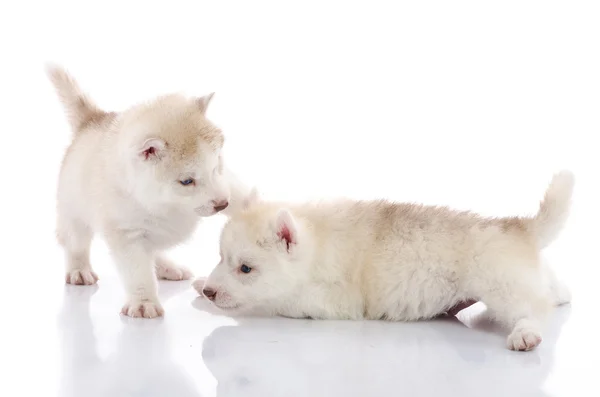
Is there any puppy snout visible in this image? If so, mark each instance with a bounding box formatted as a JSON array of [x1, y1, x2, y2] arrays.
[[212, 200, 229, 212], [203, 287, 217, 301]]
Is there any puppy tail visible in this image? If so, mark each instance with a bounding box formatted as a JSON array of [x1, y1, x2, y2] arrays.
[[533, 170, 575, 249], [45, 64, 106, 135]]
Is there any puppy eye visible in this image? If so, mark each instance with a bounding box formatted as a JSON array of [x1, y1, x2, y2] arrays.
[[179, 178, 195, 186], [240, 264, 252, 274]]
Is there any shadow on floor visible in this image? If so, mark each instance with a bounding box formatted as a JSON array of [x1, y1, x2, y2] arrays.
[[58, 282, 202, 397], [194, 296, 570, 397]]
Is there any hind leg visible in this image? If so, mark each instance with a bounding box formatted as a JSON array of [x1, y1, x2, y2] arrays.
[[476, 265, 552, 351], [155, 254, 193, 281], [57, 217, 98, 285], [543, 263, 571, 306]]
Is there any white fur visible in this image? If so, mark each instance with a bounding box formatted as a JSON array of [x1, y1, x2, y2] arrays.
[[48, 65, 251, 317], [199, 171, 574, 350]]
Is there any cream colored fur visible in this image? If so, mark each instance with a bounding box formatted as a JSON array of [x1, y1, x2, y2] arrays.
[[48, 65, 251, 318], [197, 172, 574, 351]]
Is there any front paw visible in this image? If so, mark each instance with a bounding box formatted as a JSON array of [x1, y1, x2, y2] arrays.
[[155, 258, 193, 281], [121, 299, 164, 318]]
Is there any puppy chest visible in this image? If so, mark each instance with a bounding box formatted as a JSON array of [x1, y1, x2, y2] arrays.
[[142, 215, 199, 248]]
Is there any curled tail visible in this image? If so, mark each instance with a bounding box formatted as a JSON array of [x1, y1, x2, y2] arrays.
[[46, 64, 106, 134], [534, 170, 575, 248]]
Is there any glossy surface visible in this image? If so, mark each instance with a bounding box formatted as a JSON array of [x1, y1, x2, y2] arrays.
[[3, 234, 598, 397]]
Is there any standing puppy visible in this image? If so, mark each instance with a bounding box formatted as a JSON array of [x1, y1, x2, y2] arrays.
[[197, 172, 574, 350], [48, 65, 248, 318]]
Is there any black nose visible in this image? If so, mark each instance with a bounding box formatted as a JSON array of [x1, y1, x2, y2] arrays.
[[212, 200, 229, 212], [203, 287, 217, 300]]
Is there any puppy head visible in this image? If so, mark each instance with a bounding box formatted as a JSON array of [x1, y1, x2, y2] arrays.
[[203, 204, 311, 312], [119, 93, 230, 216]]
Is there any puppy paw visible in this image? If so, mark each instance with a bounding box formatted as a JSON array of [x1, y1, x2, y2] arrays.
[[507, 329, 542, 351], [192, 277, 207, 295], [121, 299, 164, 318], [155, 258, 193, 281], [66, 269, 99, 285]]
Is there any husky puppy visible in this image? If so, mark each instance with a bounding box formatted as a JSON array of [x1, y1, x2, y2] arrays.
[[48, 65, 249, 318], [196, 172, 573, 350]]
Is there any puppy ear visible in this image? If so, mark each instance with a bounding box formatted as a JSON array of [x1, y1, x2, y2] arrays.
[[221, 188, 260, 218], [139, 138, 166, 161], [196, 92, 215, 114], [242, 187, 260, 210], [274, 209, 297, 251]]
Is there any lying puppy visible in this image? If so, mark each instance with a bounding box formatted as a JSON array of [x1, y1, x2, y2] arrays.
[[48, 65, 250, 318], [195, 172, 574, 350]]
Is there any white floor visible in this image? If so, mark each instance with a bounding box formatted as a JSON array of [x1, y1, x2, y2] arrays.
[[2, 207, 599, 397], [49, 284, 587, 397]]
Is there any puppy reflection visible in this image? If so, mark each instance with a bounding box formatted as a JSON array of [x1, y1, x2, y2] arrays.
[[58, 283, 200, 397], [196, 297, 570, 397]]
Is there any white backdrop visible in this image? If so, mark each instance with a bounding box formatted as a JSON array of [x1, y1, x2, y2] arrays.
[[0, 1, 598, 396]]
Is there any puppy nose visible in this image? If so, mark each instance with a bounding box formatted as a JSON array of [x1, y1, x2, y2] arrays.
[[203, 287, 217, 300], [212, 200, 229, 212]]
